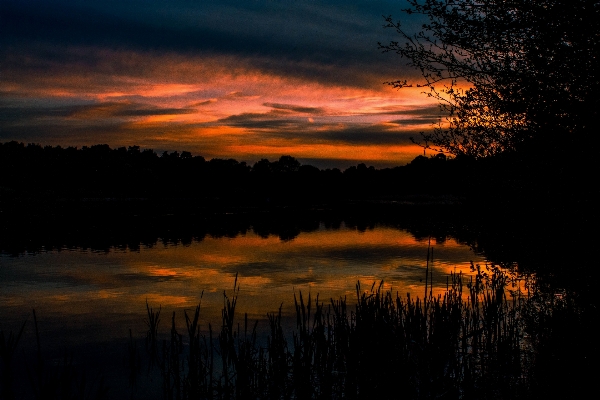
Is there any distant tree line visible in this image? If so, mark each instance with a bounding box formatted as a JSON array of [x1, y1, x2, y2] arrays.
[[1, 142, 484, 207]]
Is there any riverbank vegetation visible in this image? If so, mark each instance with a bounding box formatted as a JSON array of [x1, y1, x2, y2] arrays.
[[1, 265, 594, 399]]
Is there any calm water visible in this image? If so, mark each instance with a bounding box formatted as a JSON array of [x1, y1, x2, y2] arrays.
[[1, 222, 486, 342], [0, 221, 488, 395]]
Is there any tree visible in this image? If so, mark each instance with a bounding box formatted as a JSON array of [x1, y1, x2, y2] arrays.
[[274, 155, 301, 174], [380, 0, 599, 159]]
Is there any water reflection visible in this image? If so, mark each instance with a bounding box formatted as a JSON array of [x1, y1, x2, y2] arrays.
[[0, 223, 487, 348], [3, 222, 518, 399]]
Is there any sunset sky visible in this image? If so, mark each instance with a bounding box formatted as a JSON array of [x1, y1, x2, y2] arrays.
[[1, 0, 442, 169]]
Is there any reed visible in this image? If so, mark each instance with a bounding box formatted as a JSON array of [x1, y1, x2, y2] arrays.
[[1, 259, 588, 399], [144, 300, 162, 368], [135, 263, 547, 399]]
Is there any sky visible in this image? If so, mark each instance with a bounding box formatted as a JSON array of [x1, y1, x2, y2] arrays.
[[0, 0, 442, 169]]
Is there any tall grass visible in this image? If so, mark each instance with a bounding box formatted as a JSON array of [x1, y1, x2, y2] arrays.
[[133, 264, 548, 399], [1, 261, 589, 399]]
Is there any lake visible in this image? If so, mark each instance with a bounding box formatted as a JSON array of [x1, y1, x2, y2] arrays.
[[0, 219, 489, 397]]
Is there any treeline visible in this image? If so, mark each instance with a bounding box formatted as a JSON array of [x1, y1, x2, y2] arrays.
[[2, 141, 593, 281], [0, 142, 480, 206], [2, 140, 593, 250]]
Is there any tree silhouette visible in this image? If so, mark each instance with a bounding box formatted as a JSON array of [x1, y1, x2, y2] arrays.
[[380, 0, 599, 159], [274, 155, 301, 174]]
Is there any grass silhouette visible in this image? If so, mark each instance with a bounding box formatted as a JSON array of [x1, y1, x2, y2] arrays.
[[134, 266, 559, 399], [1, 263, 592, 399]]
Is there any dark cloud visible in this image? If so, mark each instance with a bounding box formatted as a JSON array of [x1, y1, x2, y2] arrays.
[[113, 107, 196, 117], [373, 105, 443, 116], [316, 124, 416, 145], [0, 102, 196, 125], [203, 110, 421, 146], [192, 99, 217, 107], [207, 103, 442, 135], [359, 104, 444, 125], [213, 113, 302, 129], [263, 103, 326, 114], [224, 92, 254, 99], [0, 0, 416, 88], [389, 117, 440, 126], [0, 105, 82, 123]]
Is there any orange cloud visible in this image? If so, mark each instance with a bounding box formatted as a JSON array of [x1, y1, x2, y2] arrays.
[[3, 47, 440, 166]]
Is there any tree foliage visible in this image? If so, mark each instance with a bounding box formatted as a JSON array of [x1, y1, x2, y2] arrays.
[[380, 0, 599, 158]]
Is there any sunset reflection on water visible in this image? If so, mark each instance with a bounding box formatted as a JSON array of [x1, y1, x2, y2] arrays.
[[0, 223, 488, 347]]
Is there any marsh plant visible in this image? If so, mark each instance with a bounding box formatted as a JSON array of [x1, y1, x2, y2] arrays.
[[134, 265, 572, 400], [2, 264, 589, 399]]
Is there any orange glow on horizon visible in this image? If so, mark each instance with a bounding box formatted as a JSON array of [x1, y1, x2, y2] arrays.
[[3, 48, 440, 166], [225, 143, 427, 165]]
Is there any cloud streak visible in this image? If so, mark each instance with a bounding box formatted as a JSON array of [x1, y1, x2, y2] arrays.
[[0, 0, 440, 167]]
